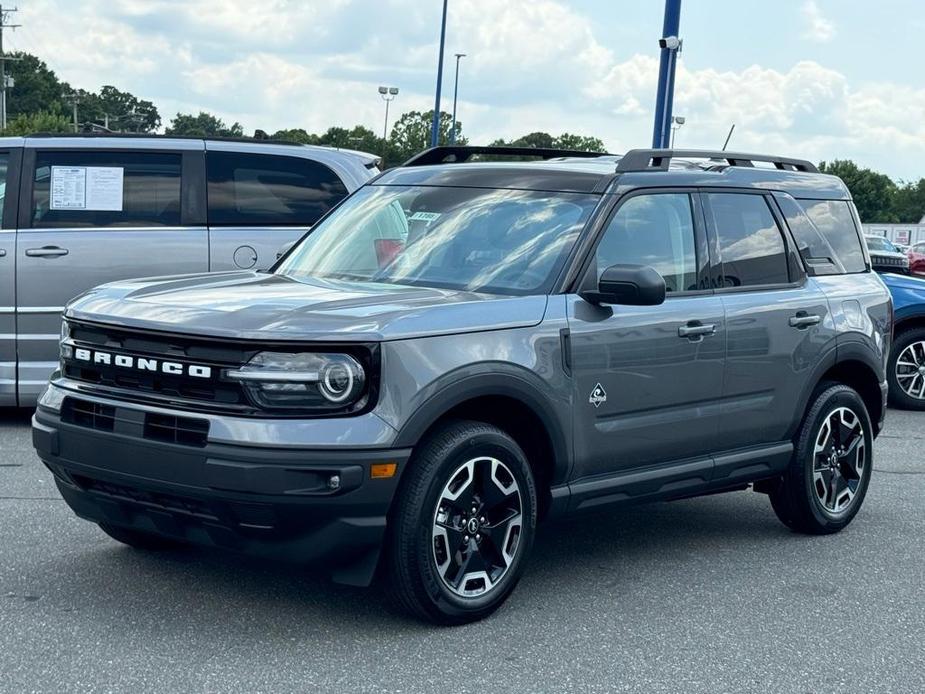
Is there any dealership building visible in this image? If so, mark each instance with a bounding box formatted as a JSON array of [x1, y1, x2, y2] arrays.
[[863, 223, 925, 246]]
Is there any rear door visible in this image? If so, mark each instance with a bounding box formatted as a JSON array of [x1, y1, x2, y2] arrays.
[[205, 144, 350, 271], [15, 141, 209, 403], [704, 191, 834, 454], [0, 146, 20, 405]]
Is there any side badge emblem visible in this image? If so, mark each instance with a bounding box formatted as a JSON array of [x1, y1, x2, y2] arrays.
[[589, 383, 607, 408]]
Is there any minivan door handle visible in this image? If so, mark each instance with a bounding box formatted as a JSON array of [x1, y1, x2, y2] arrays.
[[789, 312, 821, 329], [0, 249, 6, 257], [25, 246, 69, 258], [678, 321, 716, 340]]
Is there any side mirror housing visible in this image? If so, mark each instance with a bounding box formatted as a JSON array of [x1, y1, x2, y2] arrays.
[[581, 264, 667, 306]]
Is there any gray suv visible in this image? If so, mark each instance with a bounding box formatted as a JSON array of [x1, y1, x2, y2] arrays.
[[0, 134, 377, 406], [32, 146, 891, 624]]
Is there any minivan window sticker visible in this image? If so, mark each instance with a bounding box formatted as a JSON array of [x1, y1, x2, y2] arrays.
[[50, 166, 124, 211]]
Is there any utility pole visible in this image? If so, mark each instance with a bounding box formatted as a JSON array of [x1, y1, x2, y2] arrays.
[[63, 92, 79, 132], [0, 5, 22, 131], [651, 0, 682, 149], [429, 0, 448, 148]]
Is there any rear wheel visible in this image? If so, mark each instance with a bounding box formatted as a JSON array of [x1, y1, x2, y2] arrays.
[[98, 523, 184, 551], [386, 420, 536, 625], [770, 384, 873, 534], [888, 328, 925, 410]]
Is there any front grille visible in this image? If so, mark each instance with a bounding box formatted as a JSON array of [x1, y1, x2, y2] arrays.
[[62, 396, 209, 448], [62, 321, 258, 412]]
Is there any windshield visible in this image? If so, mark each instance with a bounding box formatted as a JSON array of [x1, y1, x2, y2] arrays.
[[276, 185, 599, 295], [865, 236, 897, 252]]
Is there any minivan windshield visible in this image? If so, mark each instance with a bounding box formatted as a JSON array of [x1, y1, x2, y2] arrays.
[[276, 185, 599, 295]]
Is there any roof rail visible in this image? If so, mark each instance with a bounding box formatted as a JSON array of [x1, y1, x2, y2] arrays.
[[403, 145, 611, 167], [617, 148, 818, 174], [25, 132, 309, 148]]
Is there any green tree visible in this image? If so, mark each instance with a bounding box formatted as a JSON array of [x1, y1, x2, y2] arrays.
[[0, 109, 72, 136], [166, 111, 244, 137], [388, 110, 465, 161], [819, 160, 899, 223], [493, 131, 606, 152], [270, 128, 320, 144], [5, 52, 70, 120], [80, 85, 160, 132], [892, 179, 925, 224]]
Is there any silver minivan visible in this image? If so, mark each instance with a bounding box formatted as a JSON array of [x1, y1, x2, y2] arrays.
[[0, 134, 378, 406]]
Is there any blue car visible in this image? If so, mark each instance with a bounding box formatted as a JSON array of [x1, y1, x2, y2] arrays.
[[880, 272, 925, 410]]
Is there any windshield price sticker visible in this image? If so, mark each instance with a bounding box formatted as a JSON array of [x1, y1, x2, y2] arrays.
[[409, 211, 441, 224]]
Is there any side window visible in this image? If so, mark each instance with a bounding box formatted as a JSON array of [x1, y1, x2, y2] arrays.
[[792, 199, 866, 273], [31, 150, 182, 228], [206, 151, 348, 226], [0, 151, 9, 217], [594, 193, 698, 293], [707, 193, 789, 287]]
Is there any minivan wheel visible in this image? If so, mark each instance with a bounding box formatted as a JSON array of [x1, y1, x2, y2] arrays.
[[386, 420, 537, 625], [888, 328, 925, 410], [98, 523, 184, 551], [769, 384, 873, 534]]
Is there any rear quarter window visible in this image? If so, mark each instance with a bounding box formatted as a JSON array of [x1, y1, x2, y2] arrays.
[[206, 151, 348, 227], [783, 198, 867, 274]]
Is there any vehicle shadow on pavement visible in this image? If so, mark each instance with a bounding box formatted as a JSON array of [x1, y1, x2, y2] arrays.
[[19, 490, 795, 633]]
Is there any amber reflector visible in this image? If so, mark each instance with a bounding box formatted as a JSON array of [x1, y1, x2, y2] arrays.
[[370, 463, 397, 479]]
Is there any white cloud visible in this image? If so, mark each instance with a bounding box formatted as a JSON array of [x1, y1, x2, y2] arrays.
[[801, 1, 836, 43], [6, 0, 924, 179]]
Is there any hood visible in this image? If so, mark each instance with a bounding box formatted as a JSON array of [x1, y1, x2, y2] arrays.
[[880, 271, 925, 294], [65, 271, 549, 342]]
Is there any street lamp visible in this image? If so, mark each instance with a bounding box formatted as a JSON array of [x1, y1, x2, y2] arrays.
[[670, 115, 685, 148], [450, 53, 466, 144], [378, 85, 399, 143]]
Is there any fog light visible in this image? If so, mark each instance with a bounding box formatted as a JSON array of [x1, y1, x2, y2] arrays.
[[327, 474, 341, 490]]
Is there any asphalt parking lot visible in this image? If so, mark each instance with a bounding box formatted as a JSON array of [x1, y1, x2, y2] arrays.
[[1, 408, 923, 694]]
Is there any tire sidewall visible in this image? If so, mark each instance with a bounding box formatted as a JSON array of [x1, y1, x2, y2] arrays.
[[800, 387, 873, 529], [413, 430, 536, 621], [888, 329, 925, 410]]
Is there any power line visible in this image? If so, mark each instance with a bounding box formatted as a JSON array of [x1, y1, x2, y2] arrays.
[[0, 4, 22, 130]]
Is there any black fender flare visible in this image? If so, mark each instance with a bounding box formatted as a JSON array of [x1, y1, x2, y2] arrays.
[[393, 364, 572, 485]]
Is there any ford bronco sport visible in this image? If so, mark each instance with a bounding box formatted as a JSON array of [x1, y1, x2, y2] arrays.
[[32, 146, 891, 624]]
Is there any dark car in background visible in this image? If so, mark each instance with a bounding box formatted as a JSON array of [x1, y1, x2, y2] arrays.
[[864, 235, 910, 274]]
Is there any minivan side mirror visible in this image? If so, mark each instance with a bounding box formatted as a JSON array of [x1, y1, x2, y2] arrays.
[[581, 264, 667, 306], [276, 241, 297, 260]]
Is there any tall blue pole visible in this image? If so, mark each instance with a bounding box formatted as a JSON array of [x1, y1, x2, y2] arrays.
[[430, 0, 449, 148], [651, 0, 682, 148]]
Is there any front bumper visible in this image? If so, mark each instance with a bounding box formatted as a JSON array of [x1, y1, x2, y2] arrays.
[[33, 389, 411, 587]]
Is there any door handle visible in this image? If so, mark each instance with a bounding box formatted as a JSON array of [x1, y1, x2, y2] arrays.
[[789, 313, 821, 329], [25, 246, 69, 258], [0, 249, 6, 257], [678, 322, 717, 340]]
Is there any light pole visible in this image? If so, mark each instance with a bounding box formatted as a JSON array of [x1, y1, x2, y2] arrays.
[[651, 0, 682, 148], [430, 0, 448, 147], [378, 85, 399, 143], [670, 115, 685, 148], [450, 53, 466, 145]]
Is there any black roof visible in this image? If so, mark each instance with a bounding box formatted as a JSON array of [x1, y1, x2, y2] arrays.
[[373, 147, 849, 199]]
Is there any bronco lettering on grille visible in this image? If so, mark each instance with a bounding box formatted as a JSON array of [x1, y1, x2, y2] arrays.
[[72, 348, 212, 379]]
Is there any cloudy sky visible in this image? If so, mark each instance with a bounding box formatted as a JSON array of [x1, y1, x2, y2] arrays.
[[7, 0, 925, 179]]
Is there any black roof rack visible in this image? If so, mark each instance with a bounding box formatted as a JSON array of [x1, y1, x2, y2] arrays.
[[403, 145, 611, 167], [617, 148, 818, 174]]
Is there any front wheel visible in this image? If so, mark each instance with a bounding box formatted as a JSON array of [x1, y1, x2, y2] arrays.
[[888, 328, 925, 410], [769, 384, 873, 534], [386, 420, 537, 625]]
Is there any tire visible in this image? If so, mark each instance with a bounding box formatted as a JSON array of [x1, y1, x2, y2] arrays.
[[385, 420, 537, 625], [887, 328, 925, 411], [770, 384, 873, 534], [98, 523, 184, 551]]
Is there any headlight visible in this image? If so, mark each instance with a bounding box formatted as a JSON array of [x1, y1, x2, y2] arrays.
[[59, 319, 73, 366], [225, 351, 367, 411]]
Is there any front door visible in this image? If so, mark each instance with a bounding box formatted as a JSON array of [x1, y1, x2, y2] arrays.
[[204, 145, 349, 271], [15, 146, 208, 403], [567, 191, 725, 488]]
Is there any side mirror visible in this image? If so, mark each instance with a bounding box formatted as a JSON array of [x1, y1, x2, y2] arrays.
[[276, 241, 297, 260], [581, 264, 666, 306]]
